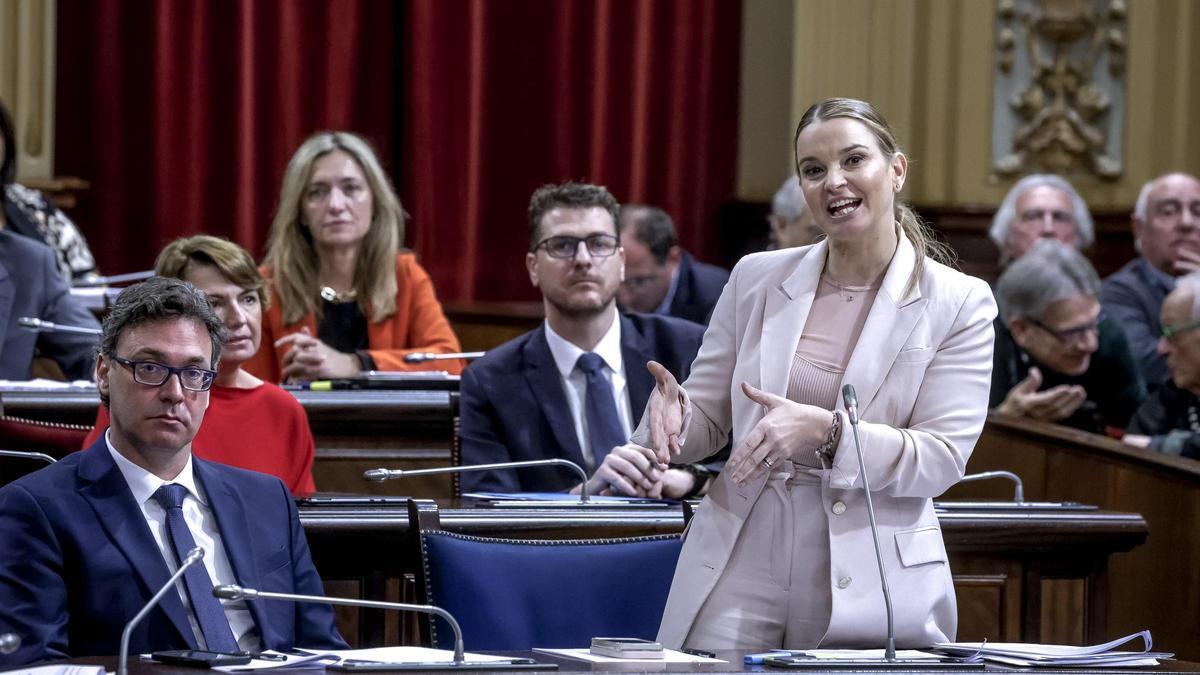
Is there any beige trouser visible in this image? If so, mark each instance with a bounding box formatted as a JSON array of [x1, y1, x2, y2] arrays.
[[683, 462, 832, 649]]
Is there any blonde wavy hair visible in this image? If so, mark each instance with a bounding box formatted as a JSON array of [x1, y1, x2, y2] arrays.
[[155, 235, 270, 309], [794, 98, 954, 297], [265, 131, 403, 325]]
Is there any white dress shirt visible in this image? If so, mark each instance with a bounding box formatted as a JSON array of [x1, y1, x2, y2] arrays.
[[105, 431, 261, 652], [543, 312, 633, 469]]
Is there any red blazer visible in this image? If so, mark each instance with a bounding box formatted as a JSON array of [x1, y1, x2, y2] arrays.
[[245, 252, 464, 381]]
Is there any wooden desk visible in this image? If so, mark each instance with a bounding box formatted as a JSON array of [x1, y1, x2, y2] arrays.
[[301, 499, 1146, 651], [946, 413, 1200, 661]]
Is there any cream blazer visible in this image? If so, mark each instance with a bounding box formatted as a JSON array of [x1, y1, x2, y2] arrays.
[[633, 233, 996, 648]]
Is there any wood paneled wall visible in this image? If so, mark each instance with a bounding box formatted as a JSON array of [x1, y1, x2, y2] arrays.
[[738, 0, 1200, 211], [0, 0, 55, 181]]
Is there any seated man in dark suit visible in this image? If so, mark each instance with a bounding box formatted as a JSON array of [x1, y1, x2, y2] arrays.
[[616, 204, 728, 325], [0, 277, 346, 665], [461, 183, 722, 498], [991, 240, 1144, 434], [0, 228, 100, 380]]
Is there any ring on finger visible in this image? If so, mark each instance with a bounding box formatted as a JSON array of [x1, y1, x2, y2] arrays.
[[761, 457, 774, 469]]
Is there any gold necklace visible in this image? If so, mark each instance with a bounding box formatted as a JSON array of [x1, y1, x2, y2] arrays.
[[320, 286, 358, 303]]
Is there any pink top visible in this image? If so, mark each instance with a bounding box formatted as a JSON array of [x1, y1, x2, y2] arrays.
[[786, 274, 882, 410]]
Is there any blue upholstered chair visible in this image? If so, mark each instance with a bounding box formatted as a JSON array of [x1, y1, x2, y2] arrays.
[[417, 530, 684, 650]]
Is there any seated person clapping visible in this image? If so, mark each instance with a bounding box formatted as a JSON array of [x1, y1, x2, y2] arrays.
[[84, 236, 316, 495], [992, 239, 1144, 433], [244, 131, 463, 383], [1126, 273, 1200, 458]]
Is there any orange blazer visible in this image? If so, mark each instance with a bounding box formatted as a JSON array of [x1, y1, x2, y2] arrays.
[[244, 252, 465, 382]]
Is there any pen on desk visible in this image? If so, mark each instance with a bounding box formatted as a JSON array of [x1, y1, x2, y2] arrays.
[[743, 650, 795, 664], [680, 648, 716, 658]]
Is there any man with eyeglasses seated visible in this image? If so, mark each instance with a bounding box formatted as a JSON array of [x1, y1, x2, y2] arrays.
[[459, 182, 724, 499], [991, 240, 1145, 434], [1125, 273, 1200, 459], [988, 174, 1094, 267], [0, 277, 345, 666], [616, 204, 729, 325]]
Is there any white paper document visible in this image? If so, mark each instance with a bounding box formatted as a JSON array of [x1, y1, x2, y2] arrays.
[[0, 666, 106, 675], [215, 647, 521, 671], [533, 647, 724, 663], [933, 629, 1173, 667]]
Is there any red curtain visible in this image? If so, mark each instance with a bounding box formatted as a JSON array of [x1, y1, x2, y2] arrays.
[[55, 0, 741, 303], [55, 0, 397, 275], [401, 0, 742, 302]]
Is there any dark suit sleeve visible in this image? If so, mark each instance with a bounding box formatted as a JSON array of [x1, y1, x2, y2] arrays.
[[34, 244, 100, 380], [0, 483, 70, 665], [1101, 273, 1169, 389], [1101, 320, 1147, 429], [458, 364, 520, 493], [281, 482, 348, 650]]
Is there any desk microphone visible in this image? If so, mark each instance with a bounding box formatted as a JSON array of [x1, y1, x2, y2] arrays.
[[403, 351, 486, 363], [0, 633, 19, 655], [119, 546, 204, 675], [71, 270, 155, 287], [842, 383, 897, 661], [17, 317, 102, 336], [0, 449, 57, 464], [213, 585, 472, 665], [958, 470, 1025, 502], [364, 458, 591, 503]]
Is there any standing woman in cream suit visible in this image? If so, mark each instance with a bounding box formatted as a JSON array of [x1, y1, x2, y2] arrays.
[[635, 98, 996, 649]]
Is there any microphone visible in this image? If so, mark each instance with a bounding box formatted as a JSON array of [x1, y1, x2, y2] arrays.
[[958, 470, 1025, 502], [403, 351, 486, 363], [17, 317, 102, 336], [841, 383, 897, 662], [0, 449, 57, 464], [213, 585, 470, 665], [364, 458, 591, 503], [0, 633, 19, 655], [119, 546, 205, 675], [71, 270, 155, 287]]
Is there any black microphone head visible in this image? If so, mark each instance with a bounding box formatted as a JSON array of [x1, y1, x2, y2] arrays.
[[212, 584, 249, 600], [363, 468, 394, 481], [841, 384, 858, 408]]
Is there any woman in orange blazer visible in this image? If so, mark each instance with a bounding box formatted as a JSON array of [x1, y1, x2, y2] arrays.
[[245, 131, 463, 383]]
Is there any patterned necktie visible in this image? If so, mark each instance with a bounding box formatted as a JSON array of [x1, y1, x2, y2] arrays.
[[576, 352, 626, 466], [152, 483, 240, 653]]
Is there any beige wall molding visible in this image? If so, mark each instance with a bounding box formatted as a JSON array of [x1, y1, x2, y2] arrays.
[[0, 0, 56, 181], [992, 0, 1127, 180]]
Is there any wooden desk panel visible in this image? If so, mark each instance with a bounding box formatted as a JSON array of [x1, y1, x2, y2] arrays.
[[945, 414, 1200, 660]]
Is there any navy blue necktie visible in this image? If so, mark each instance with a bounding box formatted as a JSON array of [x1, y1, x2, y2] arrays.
[[576, 352, 626, 466], [153, 483, 240, 653]]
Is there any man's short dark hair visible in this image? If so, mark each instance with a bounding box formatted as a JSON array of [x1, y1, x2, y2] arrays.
[[527, 182, 621, 251], [98, 276, 226, 369], [621, 204, 678, 264]]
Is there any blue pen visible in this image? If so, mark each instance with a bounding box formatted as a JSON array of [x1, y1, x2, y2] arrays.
[[744, 650, 798, 664]]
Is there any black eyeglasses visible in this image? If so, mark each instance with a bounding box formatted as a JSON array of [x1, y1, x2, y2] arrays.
[[1162, 319, 1200, 341], [111, 356, 217, 392], [1027, 312, 1104, 345], [533, 234, 619, 260]]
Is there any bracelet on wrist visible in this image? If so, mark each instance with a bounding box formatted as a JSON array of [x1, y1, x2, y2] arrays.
[[813, 410, 841, 464]]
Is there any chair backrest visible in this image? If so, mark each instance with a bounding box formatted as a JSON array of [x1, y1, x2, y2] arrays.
[[419, 530, 683, 650], [0, 415, 88, 486]]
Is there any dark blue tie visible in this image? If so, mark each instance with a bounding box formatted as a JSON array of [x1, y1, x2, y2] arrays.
[[576, 352, 626, 466], [152, 483, 240, 653]]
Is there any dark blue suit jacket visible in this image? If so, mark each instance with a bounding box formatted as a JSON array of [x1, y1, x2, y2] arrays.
[[668, 251, 729, 325], [459, 313, 713, 492], [1101, 256, 1173, 392], [0, 229, 100, 380], [0, 440, 346, 665]]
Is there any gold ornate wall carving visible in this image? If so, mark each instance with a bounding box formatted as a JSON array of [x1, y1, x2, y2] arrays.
[[0, 0, 56, 181], [992, 0, 1127, 180]]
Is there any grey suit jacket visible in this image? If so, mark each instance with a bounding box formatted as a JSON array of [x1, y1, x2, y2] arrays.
[[0, 229, 99, 380], [634, 234, 997, 648]]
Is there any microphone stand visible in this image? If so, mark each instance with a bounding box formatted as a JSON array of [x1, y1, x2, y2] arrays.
[[404, 351, 486, 363], [0, 449, 57, 465], [958, 470, 1025, 502], [364, 459, 591, 503], [71, 270, 155, 287], [17, 317, 102, 336], [119, 547, 204, 675], [211, 585, 544, 669]]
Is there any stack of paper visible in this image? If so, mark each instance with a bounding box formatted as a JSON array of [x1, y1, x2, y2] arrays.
[[933, 630, 1173, 667]]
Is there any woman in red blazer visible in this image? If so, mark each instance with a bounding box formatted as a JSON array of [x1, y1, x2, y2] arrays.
[[245, 131, 463, 383]]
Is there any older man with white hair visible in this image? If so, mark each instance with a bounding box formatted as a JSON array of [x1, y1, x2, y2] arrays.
[[989, 174, 1095, 266], [1102, 172, 1200, 392], [1126, 272, 1200, 460], [767, 176, 822, 249], [992, 240, 1143, 433]]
